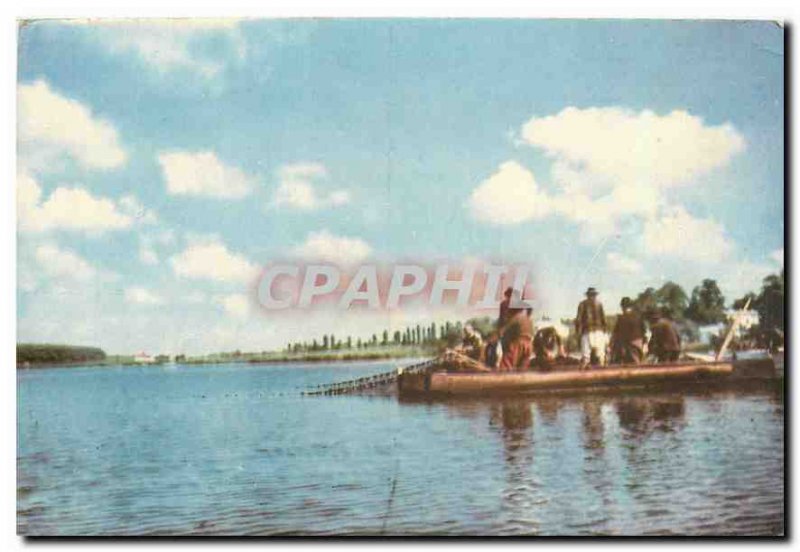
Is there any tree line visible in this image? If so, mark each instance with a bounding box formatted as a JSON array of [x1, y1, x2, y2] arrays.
[[17, 343, 106, 365], [285, 321, 469, 353], [626, 270, 784, 332]]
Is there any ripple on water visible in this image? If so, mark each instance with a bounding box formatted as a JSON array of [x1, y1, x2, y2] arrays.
[[17, 364, 784, 535]]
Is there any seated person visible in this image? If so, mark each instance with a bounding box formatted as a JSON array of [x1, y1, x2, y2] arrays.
[[532, 326, 566, 370], [460, 324, 484, 361], [648, 308, 682, 363], [610, 297, 646, 364], [484, 331, 502, 369]]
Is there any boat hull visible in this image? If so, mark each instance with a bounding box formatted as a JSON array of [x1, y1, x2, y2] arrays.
[[397, 361, 762, 397]]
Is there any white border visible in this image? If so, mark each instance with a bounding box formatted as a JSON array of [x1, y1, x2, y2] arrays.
[[3, 1, 794, 550]]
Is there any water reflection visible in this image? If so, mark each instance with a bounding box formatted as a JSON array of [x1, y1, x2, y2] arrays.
[[615, 395, 686, 439], [438, 389, 774, 535], [487, 401, 540, 534]]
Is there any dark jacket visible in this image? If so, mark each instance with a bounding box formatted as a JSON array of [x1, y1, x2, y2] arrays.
[[612, 310, 646, 345], [649, 318, 681, 354], [576, 299, 606, 335]]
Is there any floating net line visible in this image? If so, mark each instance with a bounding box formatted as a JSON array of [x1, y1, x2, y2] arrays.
[[302, 357, 436, 396]]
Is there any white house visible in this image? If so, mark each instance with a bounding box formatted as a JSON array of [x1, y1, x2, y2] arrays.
[[133, 352, 155, 364], [726, 309, 760, 333]]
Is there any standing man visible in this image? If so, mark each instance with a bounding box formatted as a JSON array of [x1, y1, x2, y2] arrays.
[[610, 297, 646, 364], [497, 287, 515, 328], [575, 287, 607, 369], [499, 306, 534, 371], [648, 307, 682, 363]]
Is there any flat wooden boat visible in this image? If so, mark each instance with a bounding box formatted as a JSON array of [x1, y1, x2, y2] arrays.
[[396, 350, 777, 398]]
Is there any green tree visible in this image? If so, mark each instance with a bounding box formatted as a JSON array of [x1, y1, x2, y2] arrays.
[[732, 292, 758, 310], [654, 281, 689, 319], [757, 270, 784, 331], [466, 316, 494, 338], [633, 287, 657, 316], [686, 279, 726, 324], [382, 330, 389, 346]]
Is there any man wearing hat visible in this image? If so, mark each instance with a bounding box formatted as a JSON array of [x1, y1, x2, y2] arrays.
[[610, 297, 646, 364], [575, 287, 607, 369]]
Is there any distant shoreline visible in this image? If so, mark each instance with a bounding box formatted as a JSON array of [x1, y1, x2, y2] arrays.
[[17, 350, 433, 370]]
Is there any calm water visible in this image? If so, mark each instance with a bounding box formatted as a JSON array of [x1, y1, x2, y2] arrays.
[[18, 360, 784, 536]]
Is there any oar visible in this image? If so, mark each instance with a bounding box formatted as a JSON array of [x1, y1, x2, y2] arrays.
[[716, 297, 751, 361]]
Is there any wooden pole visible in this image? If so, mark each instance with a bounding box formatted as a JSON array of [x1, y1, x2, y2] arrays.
[[716, 297, 751, 361]]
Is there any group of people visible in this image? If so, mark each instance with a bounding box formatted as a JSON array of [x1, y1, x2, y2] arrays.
[[577, 287, 681, 369], [460, 286, 683, 372]]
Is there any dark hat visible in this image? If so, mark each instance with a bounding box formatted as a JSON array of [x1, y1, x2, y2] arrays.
[[586, 287, 598, 296], [620, 296, 632, 308]]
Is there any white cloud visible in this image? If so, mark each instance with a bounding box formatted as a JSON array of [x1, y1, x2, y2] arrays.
[[215, 293, 251, 319], [469, 107, 747, 253], [137, 230, 177, 266], [466, 161, 554, 225], [119, 195, 158, 224], [771, 248, 784, 266], [642, 206, 733, 262], [521, 106, 745, 189], [158, 151, 254, 199], [170, 238, 258, 283], [18, 79, 127, 172], [183, 291, 209, 304], [18, 172, 136, 234], [606, 252, 643, 274], [279, 163, 328, 180], [124, 286, 165, 306], [77, 19, 245, 79], [293, 230, 372, 266], [34, 244, 96, 281], [270, 162, 351, 211], [139, 243, 159, 265]]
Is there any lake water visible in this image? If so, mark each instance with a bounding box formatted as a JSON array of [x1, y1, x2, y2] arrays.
[[18, 360, 784, 536]]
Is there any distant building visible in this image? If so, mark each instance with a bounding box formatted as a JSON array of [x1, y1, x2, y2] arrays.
[[134, 352, 155, 364], [697, 323, 726, 345], [696, 310, 760, 345], [726, 309, 760, 334]]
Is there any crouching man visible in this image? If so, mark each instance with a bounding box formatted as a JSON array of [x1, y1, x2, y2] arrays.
[[610, 297, 646, 364], [499, 307, 534, 372]]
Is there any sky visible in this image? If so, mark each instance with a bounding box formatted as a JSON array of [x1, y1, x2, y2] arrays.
[[16, 19, 784, 355]]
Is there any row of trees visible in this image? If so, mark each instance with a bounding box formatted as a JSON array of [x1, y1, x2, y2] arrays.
[[628, 271, 783, 330], [286, 321, 470, 353], [629, 280, 723, 324]]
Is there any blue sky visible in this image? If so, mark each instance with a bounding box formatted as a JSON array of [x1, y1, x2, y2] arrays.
[[17, 19, 784, 354]]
